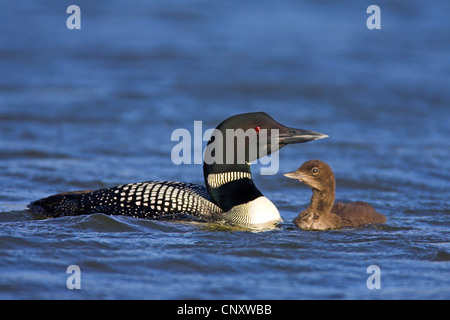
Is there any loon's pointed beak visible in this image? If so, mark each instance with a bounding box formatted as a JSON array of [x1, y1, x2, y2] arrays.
[[278, 127, 329, 145], [284, 171, 303, 181]]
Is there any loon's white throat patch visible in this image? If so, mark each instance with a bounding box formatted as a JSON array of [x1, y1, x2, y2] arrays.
[[207, 172, 251, 189]]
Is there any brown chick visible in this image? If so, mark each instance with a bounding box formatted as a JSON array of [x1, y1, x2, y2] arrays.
[[284, 160, 386, 230]]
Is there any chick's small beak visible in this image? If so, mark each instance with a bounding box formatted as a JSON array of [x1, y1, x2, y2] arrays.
[[284, 171, 303, 181]]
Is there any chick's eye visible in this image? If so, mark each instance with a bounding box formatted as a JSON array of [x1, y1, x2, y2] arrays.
[[254, 126, 261, 133], [311, 167, 319, 175]]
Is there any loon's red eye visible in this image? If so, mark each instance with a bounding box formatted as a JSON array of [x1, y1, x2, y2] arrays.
[[254, 126, 261, 133]]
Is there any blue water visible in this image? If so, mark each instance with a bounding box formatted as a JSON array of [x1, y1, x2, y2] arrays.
[[1, 0, 449, 299]]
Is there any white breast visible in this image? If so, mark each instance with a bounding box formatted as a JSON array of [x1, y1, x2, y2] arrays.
[[221, 196, 282, 229]]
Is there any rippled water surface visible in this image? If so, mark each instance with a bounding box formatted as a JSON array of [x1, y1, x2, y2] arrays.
[[0, 1, 449, 299]]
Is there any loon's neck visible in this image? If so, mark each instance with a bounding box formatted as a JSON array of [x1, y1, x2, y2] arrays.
[[203, 163, 261, 212], [308, 184, 335, 217], [203, 163, 282, 228]]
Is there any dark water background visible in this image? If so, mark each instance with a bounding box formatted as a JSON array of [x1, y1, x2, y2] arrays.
[[0, 0, 449, 299]]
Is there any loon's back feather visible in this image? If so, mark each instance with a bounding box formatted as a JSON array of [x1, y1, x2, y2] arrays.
[[29, 190, 93, 218], [28, 181, 223, 219]]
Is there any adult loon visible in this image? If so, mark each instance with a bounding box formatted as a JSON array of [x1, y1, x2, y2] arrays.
[[284, 160, 386, 230], [29, 112, 328, 228]]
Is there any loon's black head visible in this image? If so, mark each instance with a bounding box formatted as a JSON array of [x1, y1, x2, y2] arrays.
[[203, 112, 328, 211], [203, 112, 327, 172]]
